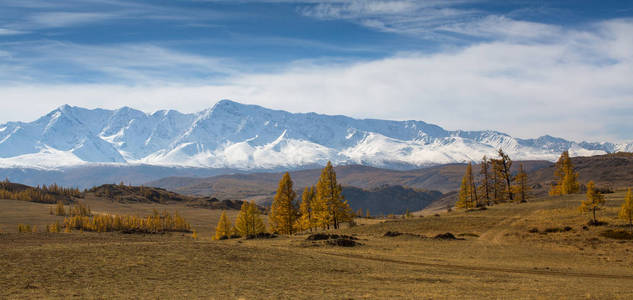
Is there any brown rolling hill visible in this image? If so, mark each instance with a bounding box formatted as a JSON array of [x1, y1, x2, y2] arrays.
[[148, 161, 552, 196], [85, 184, 246, 210], [146, 161, 552, 214], [148, 153, 633, 214], [0, 181, 246, 211], [423, 152, 633, 213]]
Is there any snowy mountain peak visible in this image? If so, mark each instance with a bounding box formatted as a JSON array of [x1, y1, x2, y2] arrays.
[[0, 100, 629, 170]]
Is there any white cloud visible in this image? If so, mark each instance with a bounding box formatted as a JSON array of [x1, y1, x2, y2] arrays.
[[28, 12, 116, 28], [0, 28, 27, 35], [0, 19, 632, 143], [300, 0, 484, 37], [0, 42, 239, 83]]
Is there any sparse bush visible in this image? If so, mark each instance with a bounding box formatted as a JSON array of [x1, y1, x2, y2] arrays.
[[434, 232, 462, 240], [18, 224, 32, 233], [600, 229, 633, 240], [384, 231, 402, 237], [457, 233, 480, 237], [543, 227, 564, 233], [587, 220, 608, 226], [244, 232, 277, 239]]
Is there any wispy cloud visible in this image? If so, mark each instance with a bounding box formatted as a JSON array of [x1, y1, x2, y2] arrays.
[[0, 0, 239, 33], [0, 28, 27, 35], [299, 0, 484, 37], [0, 41, 239, 84], [28, 12, 117, 28]]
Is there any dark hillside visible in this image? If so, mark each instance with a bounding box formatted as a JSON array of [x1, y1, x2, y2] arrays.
[[341, 185, 443, 216], [85, 184, 245, 210]]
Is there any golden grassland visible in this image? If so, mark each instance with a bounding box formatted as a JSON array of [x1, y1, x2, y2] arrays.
[[1, 192, 633, 299]]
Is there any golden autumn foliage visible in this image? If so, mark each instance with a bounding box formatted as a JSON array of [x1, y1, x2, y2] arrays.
[[269, 172, 299, 235], [313, 161, 352, 230], [580, 181, 605, 224], [46, 222, 61, 233], [213, 211, 233, 240], [550, 151, 580, 196], [296, 186, 316, 232], [51, 200, 92, 217], [619, 188, 633, 232], [52, 210, 191, 234], [234, 201, 265, 237], [0, 179, 80, 203], [17, 224, 32, 233], [456, 163, 477, 209]]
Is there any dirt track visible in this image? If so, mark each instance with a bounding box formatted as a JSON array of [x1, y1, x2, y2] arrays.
[[320, 252, 633, 280]]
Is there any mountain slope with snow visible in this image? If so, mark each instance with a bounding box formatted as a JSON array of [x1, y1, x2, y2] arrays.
[[0, 100, 629, 170]]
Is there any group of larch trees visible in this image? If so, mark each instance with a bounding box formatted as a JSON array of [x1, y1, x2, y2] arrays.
[[510, 149, 633, 231], [269, 161, 353, 234], [213, 161, 353, 239], [547, 150, 606, 225], [456, 149, 530, 209]]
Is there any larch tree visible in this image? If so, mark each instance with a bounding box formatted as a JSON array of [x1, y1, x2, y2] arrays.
[[269, 172, 299, 235], [619, 188, 633, 233], [213, 210, 232, 240], [550, 151, 579, 196], [491, 159, 507, 203], [456, 163, 476, 209], [479, 156, 491, 206], [513, 163, 530, 203], [314, 161, 352, 230], [296, 186, 316, 232], [579, 181, 605, 224], [496, 149, 514, 202], [235, 201, 265, 237]]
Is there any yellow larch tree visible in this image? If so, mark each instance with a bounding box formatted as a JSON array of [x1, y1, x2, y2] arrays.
[[296, 186, 316, 232], [456, 163, 477, 209], [314, 161, 352, 230], [619, 188, 633, 233], [550, 151, 579, 196], [269, 172, 299, 235], [579, 181, 605, 224], [213, 211, 232, 240], [234, 201, 265, 237]]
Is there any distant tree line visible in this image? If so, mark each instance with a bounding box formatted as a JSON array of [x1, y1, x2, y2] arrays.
[[0, 179, 80, 203]]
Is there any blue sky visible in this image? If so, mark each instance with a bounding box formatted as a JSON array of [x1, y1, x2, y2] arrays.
[[1, 0, 632, 142]]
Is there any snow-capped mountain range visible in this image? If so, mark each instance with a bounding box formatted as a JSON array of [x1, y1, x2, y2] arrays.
[[0, 100, 630, 170]]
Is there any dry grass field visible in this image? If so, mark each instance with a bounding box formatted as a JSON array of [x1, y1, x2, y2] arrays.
[[1, 191, 633, 299]]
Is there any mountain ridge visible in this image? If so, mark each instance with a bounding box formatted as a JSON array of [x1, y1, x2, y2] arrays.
[[0, 99, 631, 170]]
